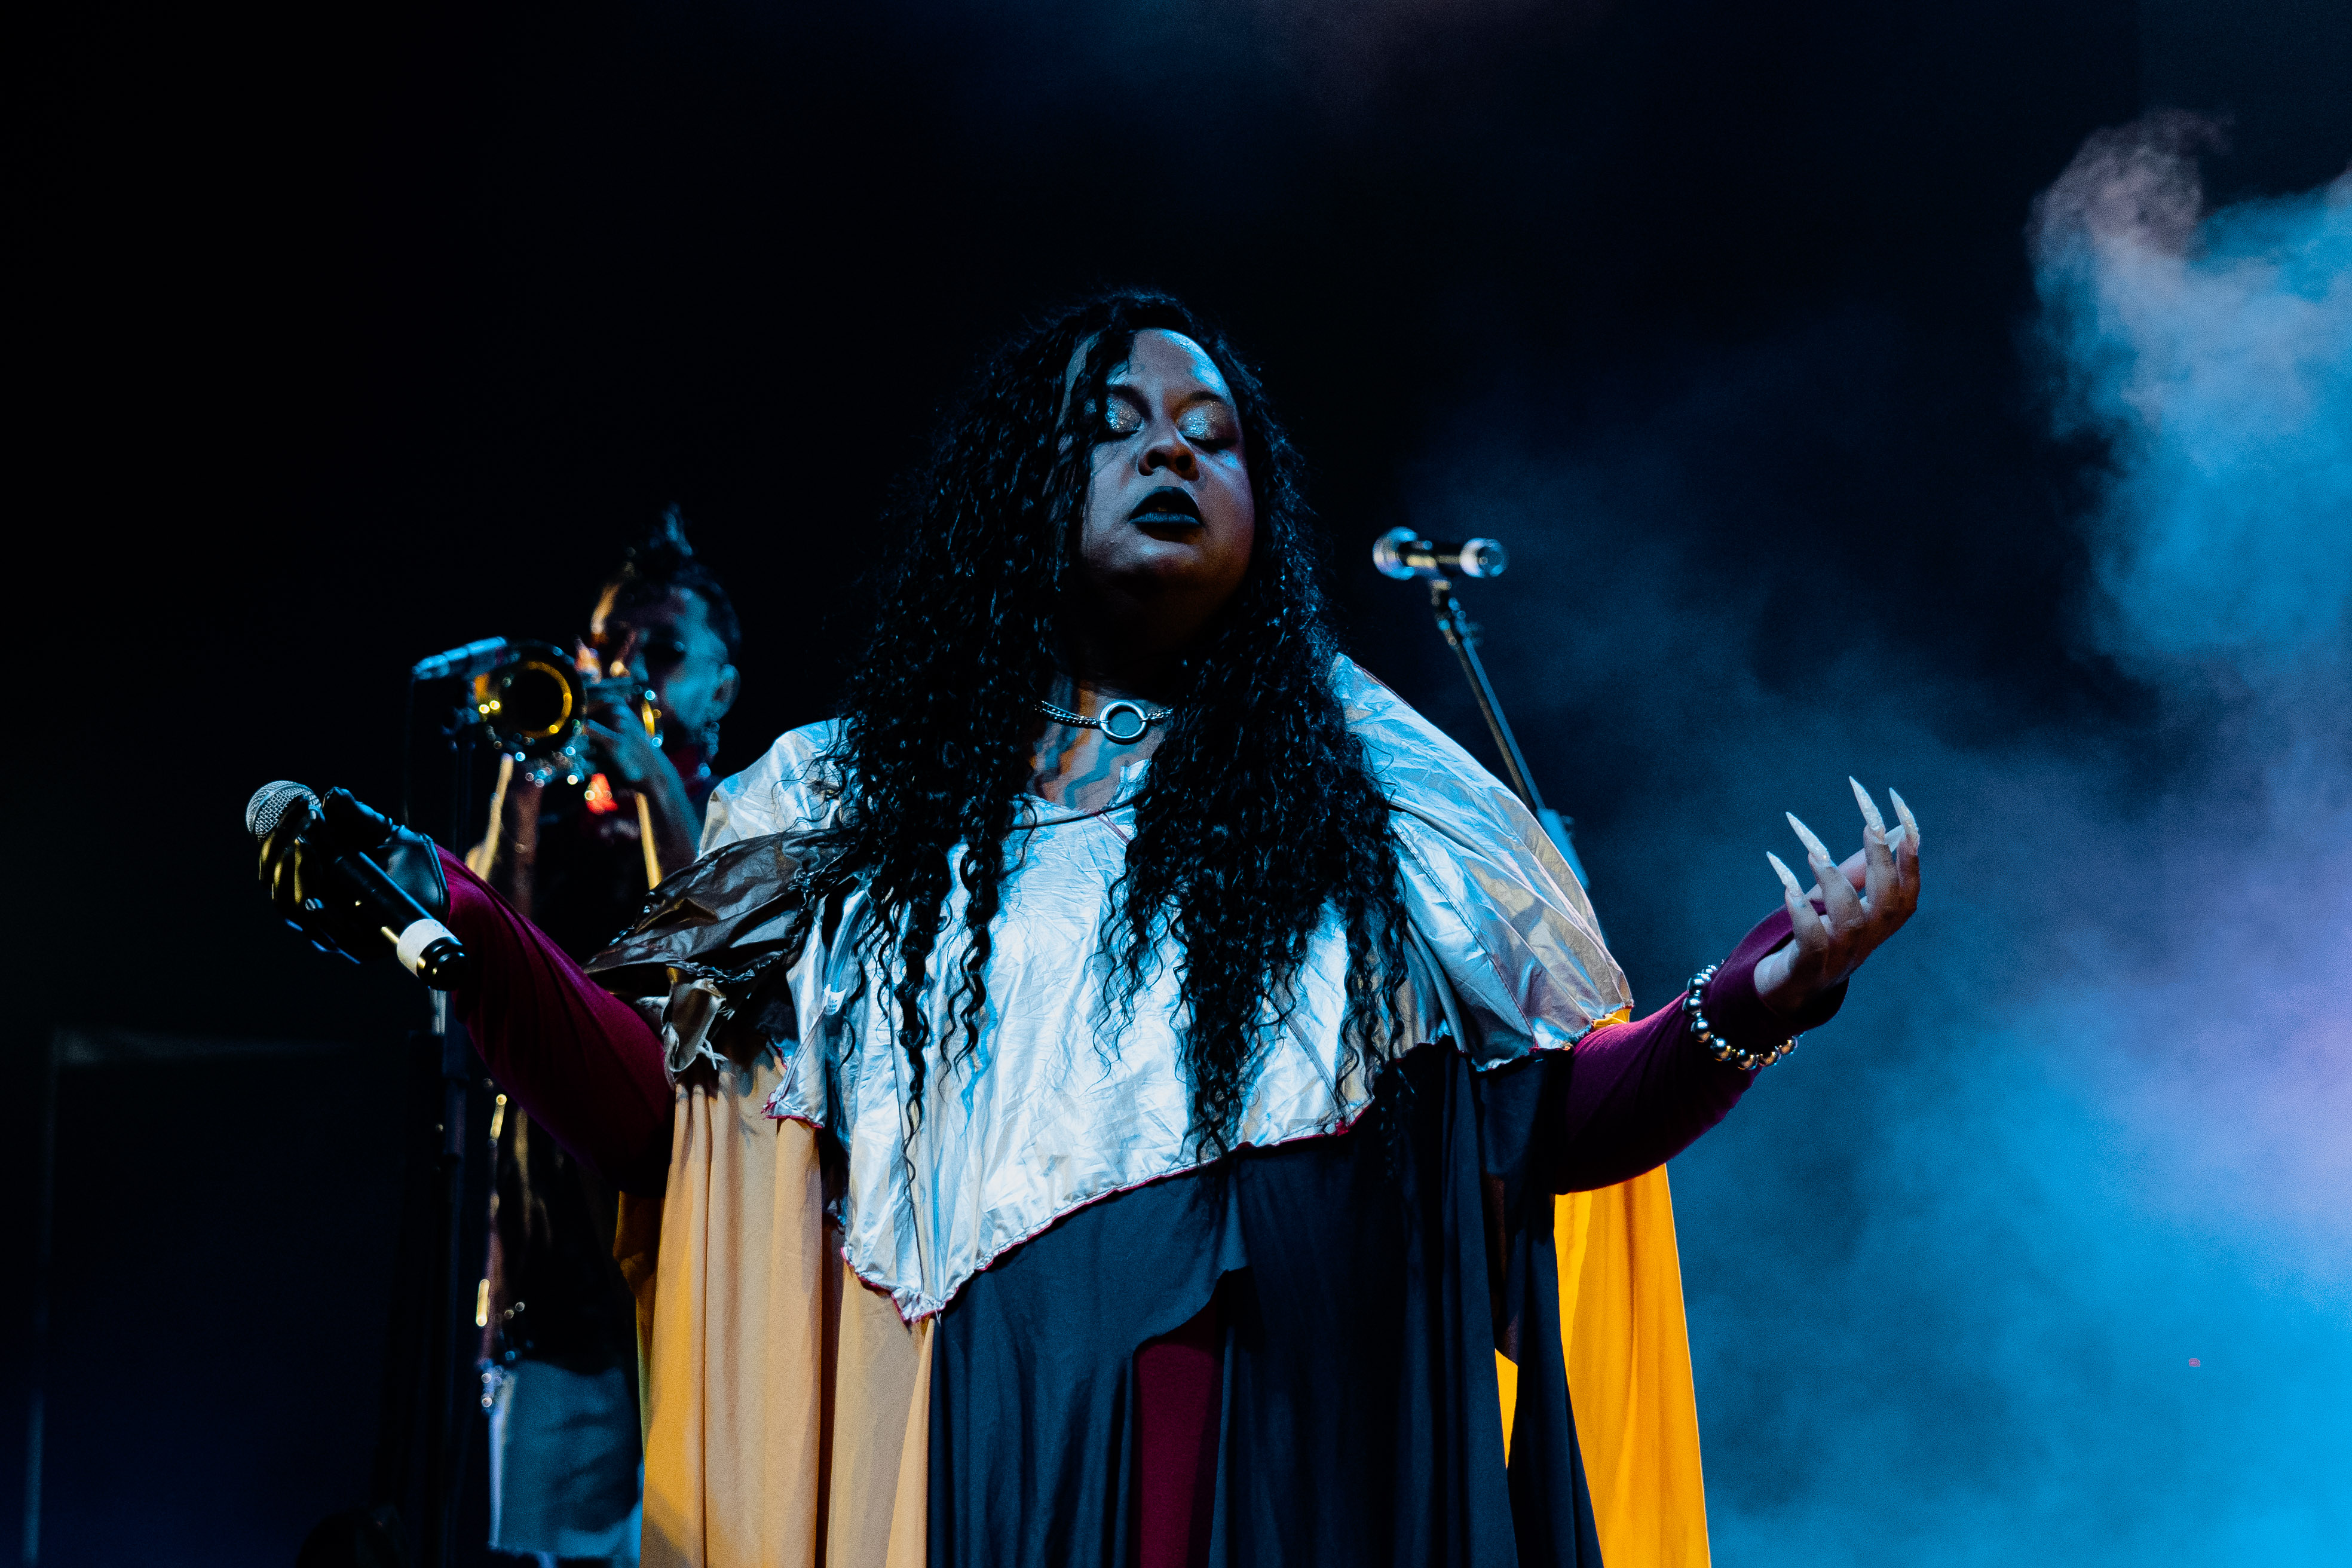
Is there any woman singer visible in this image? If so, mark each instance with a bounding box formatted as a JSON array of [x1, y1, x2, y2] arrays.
[[265, 289, 1921, 1568]]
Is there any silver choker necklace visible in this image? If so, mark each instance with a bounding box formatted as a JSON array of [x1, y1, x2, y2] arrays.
[[1035, 696, 1173, 744]]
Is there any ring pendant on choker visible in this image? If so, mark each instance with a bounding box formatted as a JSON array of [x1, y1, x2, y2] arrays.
[[1035, 697, 1173, 745]]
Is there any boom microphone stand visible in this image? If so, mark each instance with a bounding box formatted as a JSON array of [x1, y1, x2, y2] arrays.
[[1373, 528, 1592, 890], [327, 664, 492, 1568], [421, 707, 478, 1568]]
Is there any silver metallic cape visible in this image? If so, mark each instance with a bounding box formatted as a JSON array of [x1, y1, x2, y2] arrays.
[[694, 656, 1628, 1320]]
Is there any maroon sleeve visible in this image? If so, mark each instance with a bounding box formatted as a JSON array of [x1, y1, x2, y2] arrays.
[[1542, 905, 1845, 1193], [439, 847, 675, 1194], [1135, 1297, 1223, 1568]]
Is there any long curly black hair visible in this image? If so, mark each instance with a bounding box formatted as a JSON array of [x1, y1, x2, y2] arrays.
[[806, 289, 1411, 1156]]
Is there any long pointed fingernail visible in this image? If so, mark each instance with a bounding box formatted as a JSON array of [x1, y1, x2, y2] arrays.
[[1766, 850, 1806, 898], [1889, 788, 1921, 851], [1883, 822, 1909, 853], [1849, 776, 1886, 835], [1786, 812, 1835, 864]]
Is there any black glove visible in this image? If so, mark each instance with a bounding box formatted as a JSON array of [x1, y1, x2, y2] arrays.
[[259, 788, 455, 967]]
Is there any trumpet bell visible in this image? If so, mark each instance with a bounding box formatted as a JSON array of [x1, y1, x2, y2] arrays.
[[471, 643, 584, 757]]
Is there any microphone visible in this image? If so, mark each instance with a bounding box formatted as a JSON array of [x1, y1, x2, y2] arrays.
[[247, 781, 477, 989], [1372, 527, 1509, 581], [410, 636, 516, 682]]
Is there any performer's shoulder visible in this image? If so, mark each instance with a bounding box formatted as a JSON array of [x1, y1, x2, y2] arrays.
[[702, 718, 847, 850], [1331, 654, 1497, 795]]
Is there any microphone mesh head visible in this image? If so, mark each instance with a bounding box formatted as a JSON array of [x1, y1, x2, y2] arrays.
[[1371, 527, 1420, 581], [246, 780, 319, 840], [1459, 538, 1509, 578]]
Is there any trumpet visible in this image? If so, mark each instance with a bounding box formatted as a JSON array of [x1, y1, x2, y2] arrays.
[[421, 639, 660, 784]]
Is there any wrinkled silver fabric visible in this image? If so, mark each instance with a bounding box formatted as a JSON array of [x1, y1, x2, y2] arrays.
[[657, 977, 728, 1077], [696, 657, 1628, 1319]]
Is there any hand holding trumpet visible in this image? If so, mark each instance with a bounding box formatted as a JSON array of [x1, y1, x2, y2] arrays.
[[574, 653, 667, 792]]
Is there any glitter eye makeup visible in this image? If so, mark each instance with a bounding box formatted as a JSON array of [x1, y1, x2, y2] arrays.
[[1178, 407, 1235, 446]]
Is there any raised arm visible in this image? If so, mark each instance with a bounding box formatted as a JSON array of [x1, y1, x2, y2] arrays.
[[439, 847, 675, 1193], [464, 754, 544, 916]]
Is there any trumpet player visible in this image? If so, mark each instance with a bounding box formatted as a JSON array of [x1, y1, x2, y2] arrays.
[[467, 508, 741, 1568], [468, 508, 743, 957]]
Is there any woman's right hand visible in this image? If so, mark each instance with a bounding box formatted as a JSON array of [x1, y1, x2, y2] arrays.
[[259, 788, 455, 964], [259, 795, 365, 964]]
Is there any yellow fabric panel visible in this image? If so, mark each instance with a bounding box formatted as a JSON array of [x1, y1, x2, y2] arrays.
[[1495, 1350, 1520, 1463], [633, 1055, 930, 1567], [883, 1325, 933, 1568], [829, 1258, 933, 1564], [638, 1058, 828, 1565], [1557, 1166, 1711, 1568]]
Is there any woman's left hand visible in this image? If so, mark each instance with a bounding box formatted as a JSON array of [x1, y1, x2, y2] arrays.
[[1753, 780, 1922, 1018]]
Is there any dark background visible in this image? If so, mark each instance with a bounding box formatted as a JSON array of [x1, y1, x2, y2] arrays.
[[12, 1, 2348, 1563]]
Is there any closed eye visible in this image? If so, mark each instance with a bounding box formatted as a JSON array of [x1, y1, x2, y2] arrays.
[[1102, 392, 1145, 436], [1181, 415, 1238, 449]]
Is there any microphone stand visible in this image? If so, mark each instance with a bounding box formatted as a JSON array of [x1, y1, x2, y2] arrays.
[[355, 700, 485, 1568], [1422, 577, 1592, 889], [421, 715, 482, 1568]]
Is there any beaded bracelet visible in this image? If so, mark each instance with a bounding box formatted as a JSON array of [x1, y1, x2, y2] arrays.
[[1683, 963, 1799, 1071]]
